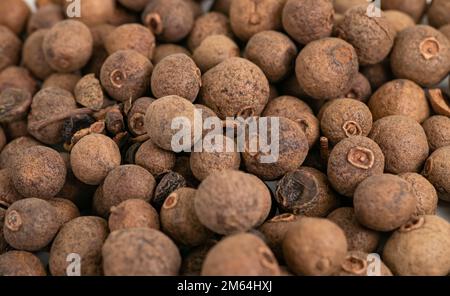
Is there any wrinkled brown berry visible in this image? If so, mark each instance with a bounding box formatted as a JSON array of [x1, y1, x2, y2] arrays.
[[109, 199, 160, 232]]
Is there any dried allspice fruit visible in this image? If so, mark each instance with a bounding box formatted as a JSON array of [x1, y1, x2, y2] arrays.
[[127, 97, 154, 136], [105, 24, 156, 59], [399, 173, 438, 216], [153, 171, 187, 209], [333, 250, 392, 276], [22, 29, 54, 80], [74, 74, 105, 111], [193, 35, 240, 73], [422, 146, 450, 202], [0, 26, 21, 72], [0, 251, 46, 276], [47, 198, 80, 226], [0, 136, 40, 169], [381, 0, 427, 23], [422, 115, 450, 151], [135, 139, 176, 177], [109, 199, 160, 232], [0, 88, 32, 124], [187, 12, 233, 51]]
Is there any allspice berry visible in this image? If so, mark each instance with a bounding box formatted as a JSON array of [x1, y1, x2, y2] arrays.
[[282, 0, 334, 45], [0, 169, 23, 206], [23, 29, 53, 80], [105, 24, 156, 59], [283, 217, 348, 276], [4, 198, 59, 251], [27, 4, 63, 34], [49, 216, 108, 276], [360, 61, 393, 91], [328, 207, 380, 253], [11, 146, 66, 199], [193, 35, 240, 73], [0, 136, 40, 169], [161, 188, 213, 247], [296, 38, 359, 100], [127, 97, 154, 136], [276, 167, 339, 217], [242, 117, 309, 181], [346, 72, 372, 102], [427, 0, 450, 28], [381, 0, 427, 23], [102, 228, 181, 276], [390, 25, 450, 87], [327, 136, 385, 197], [229, 0, 284, 41], [333, 0, 367, 14], [337, 5, 395, 65], [100, 50, 153, 102], [190, 135, 240, 181], [368, 79, 430, 123], [0, 251, 46, 276], [63, 0, 115, 27], [369, 115, 429, 174], [153, 172, 187, 209], [151, 54, 201, 102], [244, 30, 298, 83], [142, 0, 194, 43], [399, 173, 438, 216], [43, 20, 94, 73], [0, 88, 32, 124], [383, 215, 450, 276], [152, 44, 191, 65], [333, 250, 392, 276], [135, 139, 176, 176], [384, 10, 415, 35], [74, 74, 105, 111], [70, 133, 121, 185], [42, 73, 81, 94], [200, 57, 270, 119], [47, 198, 80, 226], [439, 24, 450, 40], [0, 66, 38, 95], [187, 12, 233, 51], [423, 146, 450, 201], [422, 115, 450, 151], [320, 98, 373, 145], [0, 26, 21, 72], [181, 240, 217, 276], [354, 174, 416, 232], [109, 199, 160, 232], [144, 95, 200, 151], [0, 0, 30, 35], [194, 170, 272, 235]]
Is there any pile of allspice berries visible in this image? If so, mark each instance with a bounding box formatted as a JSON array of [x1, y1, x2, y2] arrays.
[[0, 0, 450, 277]]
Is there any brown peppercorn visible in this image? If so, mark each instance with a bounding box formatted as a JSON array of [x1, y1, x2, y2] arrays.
[[190, 136, 240, 181], [276, 167, 339, 217], [187, 12, 233, 51], [242, 117, 309, 181], [328, 207, 380, 253], [428, 0, 450, 28], [23, 29, 53, 80], [338, 5, 395, 65], [152, 44, 191, 65], [151, 54, 201, 102], [0, 251, 46, 276], [0, 169, 23, 206], [153, 171, 187, 209], [384, 10, 415, 35], [27, 87, 77, 145], [244, 31, 298, 83], [47, 198, 80, 226], [100, 50, 153, 102], [321, 98, 373, 145], [95, 165, 156, 217], [282, 0, 334, 45], [381, 0, 427, 23], [263, 95, 313, 117], [70, 133, 121, 185], [327, 136, 385, 197], [0, 0, 30, 35], [0, 26, 21, 73], [369, 115, 429, 174], [296, 38, 359, 100], [63, 0, 115, 27], [43, 20, 93, 73], [135, 139, 176, 176], [0, 136, 40, 169], [102, 228, 181, 275], [161, 188, 213, 247], [354, 174, 416, 232], [105, 24, 156, 59], [399, 173, 438, 216], [0, 66, 38, 96], [181, 240, 217, 276], [49, 216, 108, 276], [42, 73, 81, 94], [118, 0, 148, 12], [383, 215, 450, 275], [27, 4, 63, 34], [142, 0, 194, 43], [4, 198, 59, 251], [422, 115, 450, 151], [229, 0, 284, 42], [193, 35, 240, 73], [333, 250, 393, 276], [346, 72, 372, 102], [368, 79, 429, 123], [423, 146, 450, 201], [202, 232, 280, 276], [0, 88, 32, 124], [11, 146, 66, 199], [194, 170, 272, 235], [201, 57, 270, 119], [360, 61, 393, 91], [109, 199, 160, 232], [390, 25, 450, 87], [127, 97, 154, 136], [283, 217, 348, 276], [74, 74, 105, 111], [144, 95, 200, 151]]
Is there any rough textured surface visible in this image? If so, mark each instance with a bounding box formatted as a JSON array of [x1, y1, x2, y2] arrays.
[[127, 97, 154, 136], [0, 88, 32, 125], [0, 169, 23, 207], [152, 44, 191, 65], [381, 0, 427, 23], [369, 115, 429, 174], [383, 215, 450, 276], [423, 146, 450, 201], [0, 0, 30, 34], [422, 115, 450, 151], [105, 24, 155, 59], [333, 250, 392, 276], [23, 29, 53, 80], [27, 4, 63, 34], [0, 136, 40, 169], [102, 228, 181, 276], [49, 216, 108, 276], [135, 139, 176, 176], [346, 72, 372, 102], [0, 66, 38, 96], [0, 251, 46, 276], [109, 199, 160, 232], [428, 0, 450, 28], [188, 12, 233, 51], [194, 170, 272, 235], [153, 171, 187, 209], [202, 233, 280, 276], [47, 198, 80, 226], [74, 74, 104, 111], [354, 174, 416, 232], [328, 207, 380, 253], [296, 38, 359, 100], [328, 136, 385, 197], [0, 26, 21, 72], [193, 35, 240, 73], [283, 217, 348, 276], [399, 173, 438, 216], [62, 0, 114, 27], [42, 73, 81, 93]]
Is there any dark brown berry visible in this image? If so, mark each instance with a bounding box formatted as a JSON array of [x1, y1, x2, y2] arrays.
[[135, 139, 176, 176], [109, 199, 160, 232]]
